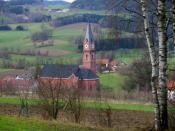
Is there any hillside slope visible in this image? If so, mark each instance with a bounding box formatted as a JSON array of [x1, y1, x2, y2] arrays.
[[70, 0, 109, 10], [44, 0, 70, 6]]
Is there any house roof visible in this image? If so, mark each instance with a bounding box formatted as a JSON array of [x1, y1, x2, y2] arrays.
[[96, 59, 109, 65], [75, 68, 99, 80], [96, 59, 121, 66], [41, 64, 79, 78], [85, 23, 94, 42], [40, 64, 98, 80], [110, 60, 120, 66]]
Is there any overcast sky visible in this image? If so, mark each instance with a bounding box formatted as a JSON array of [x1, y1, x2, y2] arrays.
[[5, 0, 76, 3], [48, 0, 75, 3], [63, 0, 75, 2]]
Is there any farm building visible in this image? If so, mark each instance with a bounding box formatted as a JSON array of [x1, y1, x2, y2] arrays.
[[167, 80, 175, 101], [0, 74, 36, 96], [96, 59, 122, 72]]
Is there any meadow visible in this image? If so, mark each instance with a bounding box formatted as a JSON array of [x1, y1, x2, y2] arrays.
[[0, 22, 143, 64], [0, 116, 107, 131], [99, 73, 125, 91], [0, 97, 154, 112]]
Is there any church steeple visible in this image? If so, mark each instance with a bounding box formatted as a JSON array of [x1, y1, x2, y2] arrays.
[[85, 23, 94, 42], [83, 23, 96, 72]]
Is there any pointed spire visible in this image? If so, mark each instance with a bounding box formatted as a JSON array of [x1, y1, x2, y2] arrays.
[[85, 23, 94, 42]]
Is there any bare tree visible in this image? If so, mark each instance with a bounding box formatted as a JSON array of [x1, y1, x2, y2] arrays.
[[157, 0, 169, 129], [65, 87, 83, 123], [0, 0, 6, 25], [140, 1, 161, 129], [102, 104, 112, 128], [17, 86, 30, 117], [173, 0, 175, 46], [64, 79, 85, 124], [37, 78, 65, 120], [0, 80, 3, 97]]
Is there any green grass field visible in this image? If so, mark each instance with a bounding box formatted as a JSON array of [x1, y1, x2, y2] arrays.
[[0, 97, 154, 112], [0, 97, 174, 113], [47, 5, 70, 10], [0, 116, 105, 131], [99, 73, 125, 91]]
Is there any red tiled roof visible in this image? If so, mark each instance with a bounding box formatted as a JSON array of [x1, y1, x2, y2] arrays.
[[110, 60, 120, 66], [167, 80, 175, 91], [96, 59, 109, 65], [96, 59, 121, 66]]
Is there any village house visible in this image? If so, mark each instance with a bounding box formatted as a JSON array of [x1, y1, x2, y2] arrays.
[[96, 59, 122, 72], [167, 80, 175, 101], [0, 72, 36, 96], [39, 23, 100, 91]]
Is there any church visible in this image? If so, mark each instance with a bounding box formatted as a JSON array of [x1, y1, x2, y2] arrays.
[[39, 23, 100, 91]]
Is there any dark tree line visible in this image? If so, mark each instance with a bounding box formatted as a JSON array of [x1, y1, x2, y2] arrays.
[[52, 14, 104, 27], [77, 37, 146, 52], [70, 0, 118, 10], [0, 0, 31, 15], [9, 5, 29, 15], [7, 0, 42, 5]]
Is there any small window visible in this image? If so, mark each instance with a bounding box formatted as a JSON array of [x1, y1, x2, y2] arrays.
[[86, 54, 88, 60], [92, 54, 93, 59]]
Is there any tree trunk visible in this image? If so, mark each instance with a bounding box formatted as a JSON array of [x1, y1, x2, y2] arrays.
[[157, 0, 168, 129], [140, 0, 161, 130], [173, 0, 175, 46]]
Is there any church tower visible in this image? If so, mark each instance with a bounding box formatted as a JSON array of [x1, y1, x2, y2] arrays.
[[83, 23, 96, 72]]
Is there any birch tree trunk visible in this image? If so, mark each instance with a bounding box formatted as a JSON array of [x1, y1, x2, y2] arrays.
[[157, 0, 168, 129], [140, 0, 161, 130], [173, 0, 175, 46]]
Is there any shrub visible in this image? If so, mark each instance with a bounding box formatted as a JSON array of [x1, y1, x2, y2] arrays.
[[31, 30, 52, 42], [9, 6, 25, 14], [16, 25, 25, 31], [121, 54, 151, 92], [0, 25, 12, 31]]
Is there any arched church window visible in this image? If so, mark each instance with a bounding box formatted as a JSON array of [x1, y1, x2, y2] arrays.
[[92, 54, 93, 59], [86, 54, 88, 60]]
